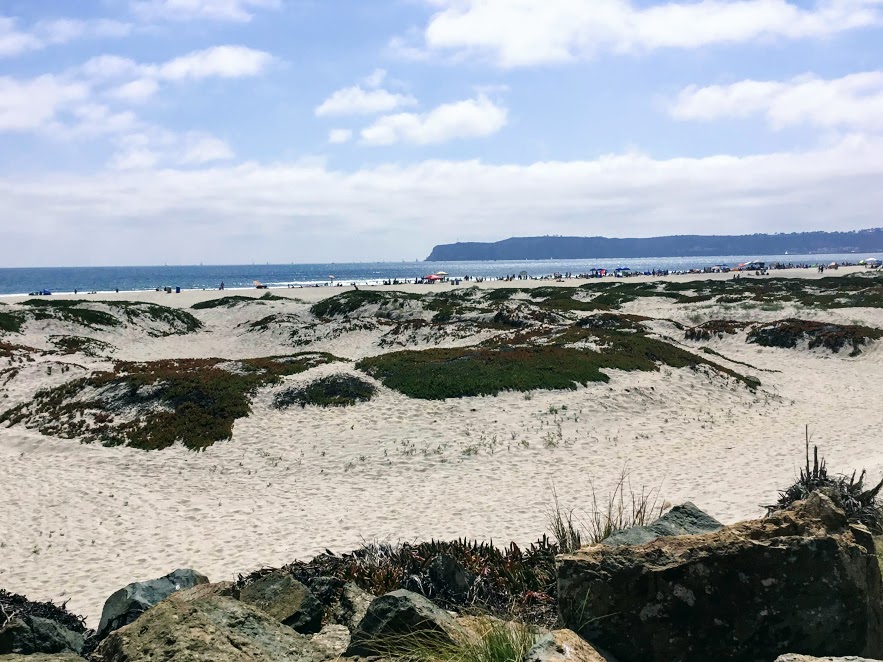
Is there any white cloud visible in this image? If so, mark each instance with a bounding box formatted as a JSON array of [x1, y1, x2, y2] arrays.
[[180, 133, 235, 164], [80, 55, 143, 80], [316, 85, 417, 117], [671, 71, 883, 131], [0, 17, 43, 57], [131, 0, 281, 22], [328, 128, 353, 144], [363, 69, 388, 88], [153, 45, 275, 80], [3, 136, 883, 265], [408, 0, 883, 66], [0, 75, 89, 132], [112, 129, 234, 169], [360, 95, 507, 146], [0, 16, 131, 58], [107, 78, 161, 103]]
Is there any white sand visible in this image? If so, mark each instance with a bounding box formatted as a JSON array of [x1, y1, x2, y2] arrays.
[[2, 267, 883, 625]]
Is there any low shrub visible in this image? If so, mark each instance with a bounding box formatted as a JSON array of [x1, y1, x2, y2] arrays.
[[767, 441, 883, 532], [0, 311, 24, 333], [0, 588, 89, 634], [50, 335, 115, 357], [273, 374, 376, 409], [191, 292, 286, 310], [684, 319, 751, 341], [747, 319, 883, 356], [237, 536, 561, 627]]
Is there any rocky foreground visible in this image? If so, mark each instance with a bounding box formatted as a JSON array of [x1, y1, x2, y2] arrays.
[[2, 490, 883, 662]]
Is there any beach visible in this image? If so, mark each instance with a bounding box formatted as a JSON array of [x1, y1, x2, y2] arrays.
[[2, 267, 883, 626]]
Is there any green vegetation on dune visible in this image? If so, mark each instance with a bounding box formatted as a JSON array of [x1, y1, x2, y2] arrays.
[[273, 374, 377, 409], [0, 352, 341, 451], [748, 318, 883, 356], [49, 335, 116, 357], [191, 292, 287, 310], [357, 327, 758, 400], [14, 299, 201, 335], [19, 299, 121, 329], [106, 301, 202, 335], [0, 310, 24, 333], [311, 290, 410, 318]]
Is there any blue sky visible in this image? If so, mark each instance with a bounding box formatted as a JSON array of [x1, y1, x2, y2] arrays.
[[2, 0, 883, 266]]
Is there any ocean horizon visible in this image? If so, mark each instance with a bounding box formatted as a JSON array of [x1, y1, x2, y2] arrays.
[[0, 252, 877, 296]]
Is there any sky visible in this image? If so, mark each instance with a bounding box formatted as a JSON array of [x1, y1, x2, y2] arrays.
[[1, 0, 883, 266]]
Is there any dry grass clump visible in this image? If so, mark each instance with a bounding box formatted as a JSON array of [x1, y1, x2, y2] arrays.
[[368, 619, 539, 662], [548, 470, 668, 550]]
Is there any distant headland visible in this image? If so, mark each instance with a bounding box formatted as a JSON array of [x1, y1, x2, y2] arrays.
[[425, 228, 883, 261]]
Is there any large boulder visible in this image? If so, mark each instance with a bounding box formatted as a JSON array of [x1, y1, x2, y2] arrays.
[[238, 571, 323, 634], [0, 616, 84, 656], [525, 629, 609, 662], [558, 494, 883, 662], [94, 585, 335, 661], [602, 502, 722, 546], [346, 589, 467, 657], [96, 568, 208, 639]]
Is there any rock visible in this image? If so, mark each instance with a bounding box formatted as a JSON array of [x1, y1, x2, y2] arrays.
[[0, 655, 85, 661], [0, 616, 84, 656], [308, 576, 342, 606], [558, 493, 883, 662], [776, 657, 883, 662], [331, 583, 374, 632], [526, 629, 609, 662], [96, 568, 208, 639], [309, 624, 350, 658], [346, 589, 467, 657], [239, 571, 323, 634], [94, 585, 332, 661], [428, 554, 474, 600], [602, 502, 722, 546]]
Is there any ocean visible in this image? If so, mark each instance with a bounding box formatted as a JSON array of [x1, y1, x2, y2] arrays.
[[0, 253, 875, 296]]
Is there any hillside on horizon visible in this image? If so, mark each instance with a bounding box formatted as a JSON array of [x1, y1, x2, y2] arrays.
[[425, 228, 883, 261]]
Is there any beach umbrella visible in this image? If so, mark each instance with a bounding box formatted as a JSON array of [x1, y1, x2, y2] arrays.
[[829, 262, 838, 267], [435, 271, 449, 276], [329, 275, 335, 279]]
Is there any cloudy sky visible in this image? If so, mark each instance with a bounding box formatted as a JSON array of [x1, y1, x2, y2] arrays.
[[2, 0, 883, 266]]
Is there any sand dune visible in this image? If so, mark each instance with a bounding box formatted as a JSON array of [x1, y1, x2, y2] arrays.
[[2, 268, 883, 625]]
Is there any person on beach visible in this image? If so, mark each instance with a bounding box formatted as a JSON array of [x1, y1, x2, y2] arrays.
[[220, 281, 225, 290]]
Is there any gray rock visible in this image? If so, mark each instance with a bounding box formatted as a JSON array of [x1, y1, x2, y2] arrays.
[[346, 589, 467, 657], [559, 493, 883, 662], [239, 571, 323, 634], [428, 554, 474, 601], [525, 629, 609, 661], [602, 502, 722, 546], [307, 576, 341, 606], [96, 568, 208, 639], [95, 585, 332, 662], [331, 583, 374, 633], [309, 624, 350, 658], [0, 654, 85, 661], [776, 657, 883, 662], [0, 616, 84, 656]]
